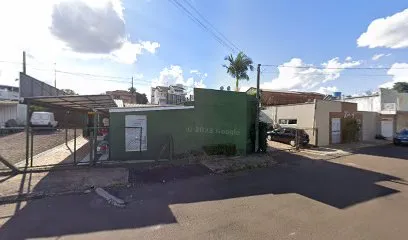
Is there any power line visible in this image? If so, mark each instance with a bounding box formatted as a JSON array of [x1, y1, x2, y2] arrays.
[[167, 0, 238, 53], [29, 67, 150, 83], [179, 0, 241, 52], [261, 64, 408, 70]]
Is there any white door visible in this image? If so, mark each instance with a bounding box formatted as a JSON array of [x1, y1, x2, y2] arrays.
[[381, 120, 394, 138], [331, 118, 341, 144]]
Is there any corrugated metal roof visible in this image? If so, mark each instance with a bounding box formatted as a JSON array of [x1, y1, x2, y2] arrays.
[[24, 95, 117, 112], [110, 106, 194, 113]]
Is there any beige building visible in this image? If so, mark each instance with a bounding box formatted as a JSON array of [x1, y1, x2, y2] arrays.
[[343, 88, 408, 138], [261, 100, 377, 146]]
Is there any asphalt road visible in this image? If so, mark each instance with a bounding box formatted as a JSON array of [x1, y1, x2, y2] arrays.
[[1, 145, 408, 239]]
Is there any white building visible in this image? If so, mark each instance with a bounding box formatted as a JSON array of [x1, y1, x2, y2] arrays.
[[343, 88, 408, 138], [0, 85, 27, 127], [151, 84, 188, 105]]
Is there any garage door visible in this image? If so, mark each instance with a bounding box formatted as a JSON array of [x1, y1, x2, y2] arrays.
[[331, 118, 341, 144], [381, 120, 394, 138]]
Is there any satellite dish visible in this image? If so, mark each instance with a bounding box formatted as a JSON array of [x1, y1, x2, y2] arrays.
[[220, 86, 224, 90], [227, 86, 231, 91]]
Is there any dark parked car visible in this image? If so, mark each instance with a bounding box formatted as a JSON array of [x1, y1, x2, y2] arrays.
[[267, 127, 309, 146], [393, 129, 408, 145]]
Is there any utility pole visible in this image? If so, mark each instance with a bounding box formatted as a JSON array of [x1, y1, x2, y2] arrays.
[[255, 64, 261, 152], [54, 62, 57, 88], [131, 76, 135, 103], [22, 51, 26, 74]]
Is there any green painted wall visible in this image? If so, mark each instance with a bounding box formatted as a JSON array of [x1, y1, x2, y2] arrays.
[[109, 88, 257, 161], [110, 108, 195, 160]]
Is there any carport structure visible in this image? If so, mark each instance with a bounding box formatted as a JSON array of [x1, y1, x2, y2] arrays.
[[19, 95, 117, 169]]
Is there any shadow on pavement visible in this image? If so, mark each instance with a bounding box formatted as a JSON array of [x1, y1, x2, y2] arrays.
[[0, 150, 402, 239], [354, 144, 408, 160]]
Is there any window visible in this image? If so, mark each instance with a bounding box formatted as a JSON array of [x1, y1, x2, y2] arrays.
[[283, 128, 293, 134], [278, 119, 297, 125]]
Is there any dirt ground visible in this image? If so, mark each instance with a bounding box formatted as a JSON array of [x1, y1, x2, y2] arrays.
[[0, 129, 77, 169]]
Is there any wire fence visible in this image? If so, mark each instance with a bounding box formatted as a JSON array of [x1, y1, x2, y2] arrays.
[[0, 124, 147, 171]]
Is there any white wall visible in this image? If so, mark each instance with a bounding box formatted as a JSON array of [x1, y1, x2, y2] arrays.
[[0, 104, 17, 127], [344, 95, 381, 112], [262, 103, 317, 144], [16, 104, 27, 125]]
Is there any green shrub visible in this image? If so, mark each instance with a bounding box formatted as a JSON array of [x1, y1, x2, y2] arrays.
[[203, 143, 237, 156], [341, 118, 361, 143]]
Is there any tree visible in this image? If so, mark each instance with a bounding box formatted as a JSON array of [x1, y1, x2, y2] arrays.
[[393, 82, 408, 93], [128, 87, 136, 94], [135, 92, 148, 104], [223, 51, 254, 91], [62, 89, 77, 95]]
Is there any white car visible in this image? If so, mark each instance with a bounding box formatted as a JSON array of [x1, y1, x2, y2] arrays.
[[30, 112, 58, 128]]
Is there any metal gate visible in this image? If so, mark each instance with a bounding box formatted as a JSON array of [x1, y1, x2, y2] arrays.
[[331, 118, 341, 144]]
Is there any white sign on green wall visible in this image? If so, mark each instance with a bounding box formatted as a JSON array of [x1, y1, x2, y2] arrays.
[[125, 115, 147, 152]]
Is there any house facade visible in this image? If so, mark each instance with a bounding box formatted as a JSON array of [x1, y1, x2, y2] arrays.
[[0, 85, 26, 127], [106, 90, 136, 104], [343, 88, 408, 138], [0, 85, 19, 101], [151, 84, 189, 105], [260, 100, 378, 146]]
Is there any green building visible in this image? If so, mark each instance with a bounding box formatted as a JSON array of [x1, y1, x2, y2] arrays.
[[109, 88, 257, 161]]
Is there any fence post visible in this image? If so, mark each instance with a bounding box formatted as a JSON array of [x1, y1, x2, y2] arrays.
[[296, 128, 300, 150], [30, 128, 34, 166], [139, 127, 142, 152], [73, 128, 77, 163], [92, 113, 98, 165], [25, 101, 30, 166]]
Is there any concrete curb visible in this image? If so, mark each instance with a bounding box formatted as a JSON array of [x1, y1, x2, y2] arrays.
[[0, 189, 89, 204], [95, 187, 125, 208]]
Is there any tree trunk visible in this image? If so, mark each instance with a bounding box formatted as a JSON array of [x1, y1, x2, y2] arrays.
[[235, 77, 239, 92]]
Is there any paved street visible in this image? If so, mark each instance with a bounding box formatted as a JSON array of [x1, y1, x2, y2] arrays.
[[1, 144, 408, 239]]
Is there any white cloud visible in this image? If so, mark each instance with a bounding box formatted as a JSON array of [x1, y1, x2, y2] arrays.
[[140, 41, 160, 54], [345, 56, 352, 61], [0, 0, 159, 89], [316, 86, 338, 95], [357, 8, 408, 49], [372, 53, 391, 61], [152, 65, 207, 94], [261, 57, 361, 91], [379, 63, 408, 88]]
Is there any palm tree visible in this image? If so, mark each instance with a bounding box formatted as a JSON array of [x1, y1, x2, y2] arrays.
[[223, 51, 254, 91]]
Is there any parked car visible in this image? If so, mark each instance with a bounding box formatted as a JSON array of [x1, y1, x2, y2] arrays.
[[267, 127, 309, 146], [30, 112, 58, 128], [393, 129, 408, 145]]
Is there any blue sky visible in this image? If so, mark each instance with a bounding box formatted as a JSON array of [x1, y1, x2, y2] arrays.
[[1, 0, 408, 97]]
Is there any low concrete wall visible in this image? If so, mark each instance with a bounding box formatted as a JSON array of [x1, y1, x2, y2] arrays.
[[396, 112, 408, 132], [361, 111, 380, 141]]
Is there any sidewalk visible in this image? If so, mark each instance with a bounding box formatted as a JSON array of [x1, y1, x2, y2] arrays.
[[0, 167, 128, 203], [302, 140, 392, 157], [14, 136, 89, 168]]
